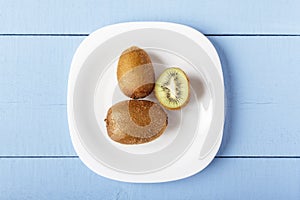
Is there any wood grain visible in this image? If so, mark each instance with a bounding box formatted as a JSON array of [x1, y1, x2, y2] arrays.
[[0, 0, 300, 34], [0, 36, 300, 156], [0, 158, 299, 199], [1, 1, 299, 198], [0, 3, 299, 200], [0, 37, 81, 156]]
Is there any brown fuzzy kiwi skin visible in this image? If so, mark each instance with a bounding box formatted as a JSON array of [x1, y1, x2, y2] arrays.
[[117, 46, 155, 99], [105, 101, 168, 144], [129, 83, 154, 99], [155, 68, 191, 110]]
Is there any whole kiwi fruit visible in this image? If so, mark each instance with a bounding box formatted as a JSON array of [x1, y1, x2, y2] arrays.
[[117, 46, 155, 99], [105, 100, 168, 144]]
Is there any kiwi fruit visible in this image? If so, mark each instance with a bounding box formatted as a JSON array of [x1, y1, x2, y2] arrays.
[[105, 100, 168, 144], [155, 67, 190, 110], [117, 46, 155, 99]]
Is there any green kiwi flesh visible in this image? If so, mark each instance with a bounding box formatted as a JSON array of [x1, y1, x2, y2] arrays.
[[155, 67, 190, 110]]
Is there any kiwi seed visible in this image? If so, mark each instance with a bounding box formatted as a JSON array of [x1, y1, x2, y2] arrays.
[[155, 67, 190, 110]]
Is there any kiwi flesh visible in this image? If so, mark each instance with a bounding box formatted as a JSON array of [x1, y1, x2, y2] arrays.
[[155, 67, 190, 110], [105, 100, 168, 144]]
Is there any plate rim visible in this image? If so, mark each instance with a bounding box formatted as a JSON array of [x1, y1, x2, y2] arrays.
[[67, 21, 224, 183]]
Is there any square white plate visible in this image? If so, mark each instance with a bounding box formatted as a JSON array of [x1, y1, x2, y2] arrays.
[[68, 22, 224, 183]]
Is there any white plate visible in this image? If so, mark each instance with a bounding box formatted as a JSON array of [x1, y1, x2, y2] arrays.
[[68, 22, 224, 183]]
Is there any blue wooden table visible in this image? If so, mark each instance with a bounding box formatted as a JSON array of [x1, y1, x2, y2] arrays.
[[1, 1, 300, 199]]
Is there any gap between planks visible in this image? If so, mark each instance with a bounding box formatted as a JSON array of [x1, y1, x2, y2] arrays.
[[0, 156, 300, 159], [1, 34, 300, 37]]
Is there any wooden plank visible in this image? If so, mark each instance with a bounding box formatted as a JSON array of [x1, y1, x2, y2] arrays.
[[0, 158, 299, 199], [0, 36, 300, 156], [0, 0, 300, 34], [0, 37, 81, 156], [210, 36, 300, 156]]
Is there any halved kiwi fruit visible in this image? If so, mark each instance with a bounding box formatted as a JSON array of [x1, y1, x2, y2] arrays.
[[155, 67, 190, 110]]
